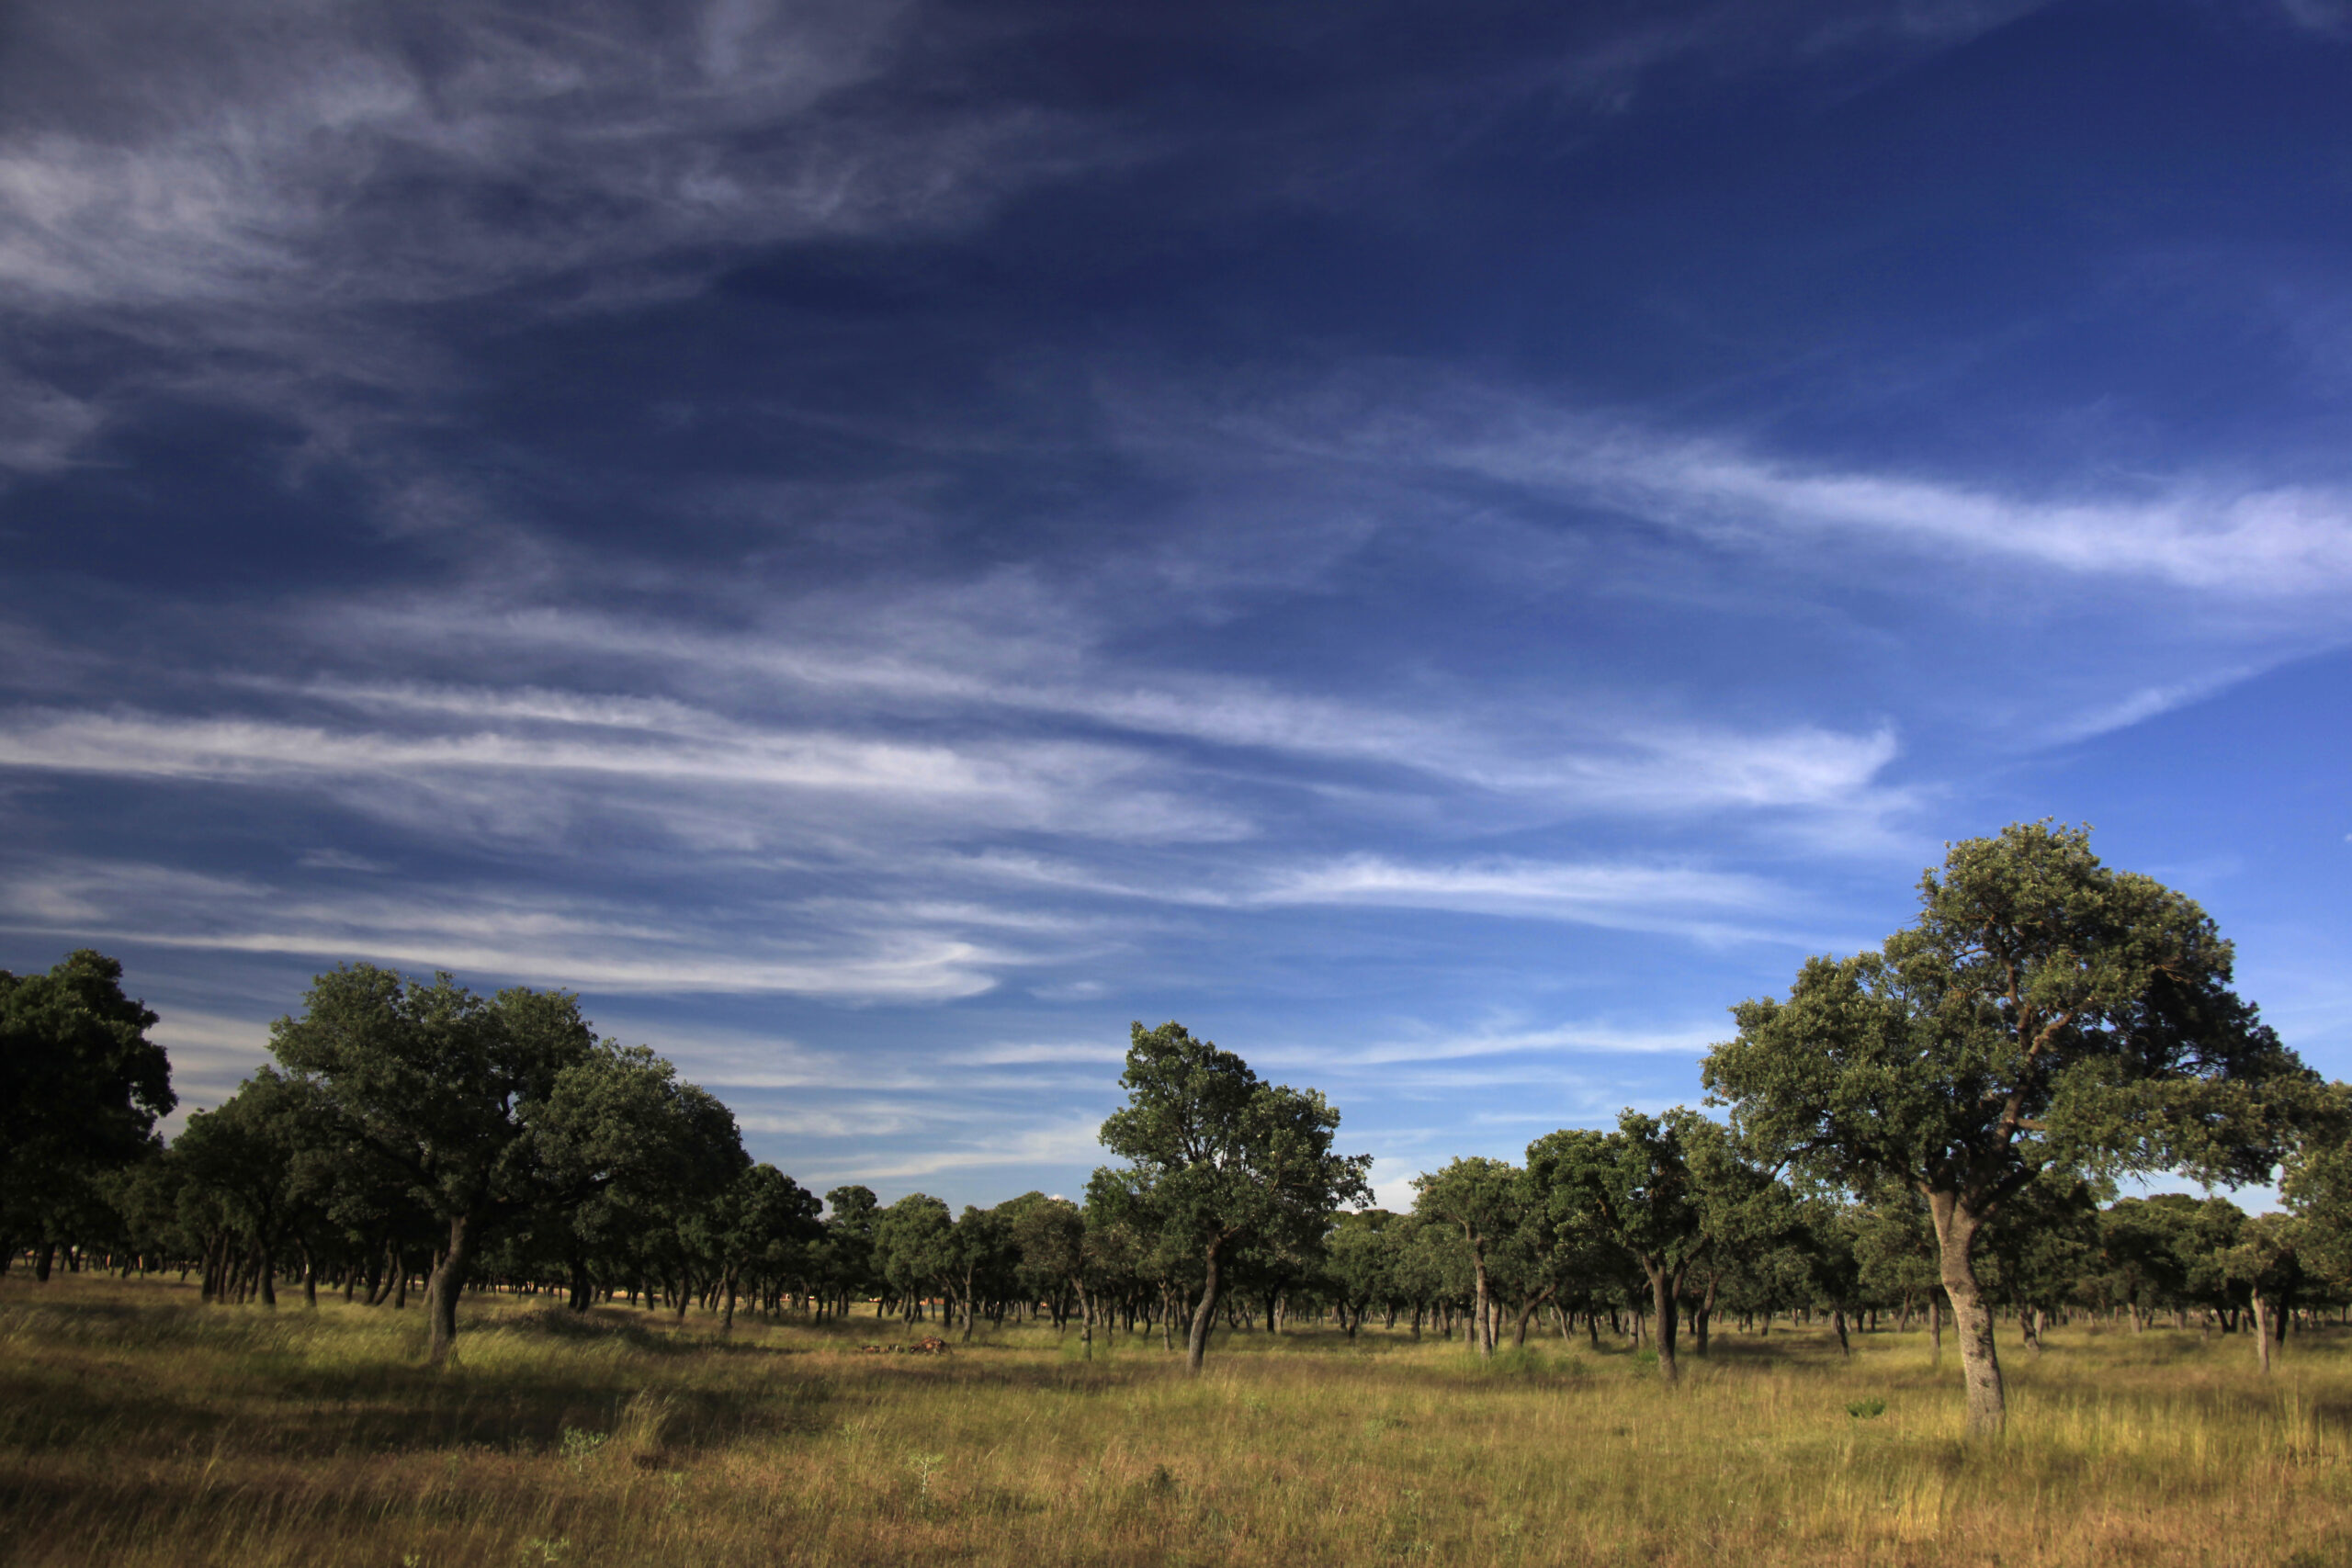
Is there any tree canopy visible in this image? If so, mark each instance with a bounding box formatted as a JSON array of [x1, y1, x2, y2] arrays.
[[1, 950, 175, 1272]]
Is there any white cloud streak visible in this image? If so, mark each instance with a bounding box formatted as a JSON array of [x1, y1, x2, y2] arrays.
[[2, 860, 1004, 1000], [1253, 854, 1783, 936], [1263, 1018, 1725, 1074], [835, 1117, 1107, 1183], [1411, 406, 2352, 599], [0, 705, 1251, 846]]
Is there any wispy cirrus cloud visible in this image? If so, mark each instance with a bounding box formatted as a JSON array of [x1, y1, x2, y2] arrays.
[[0, 0, 1079, 319], [1262, 1017, 1726, 1074], [0, 0, 1111, 484], [835, 1117, 1107, 1183], [0, 704, 1250, 847], [266, 604, 1910, 822], [1, 859, 1006, 1000], [1255, 854, 1782, 934], [1473, 431, 2352, 599], [1153, 376, 2352, 604]]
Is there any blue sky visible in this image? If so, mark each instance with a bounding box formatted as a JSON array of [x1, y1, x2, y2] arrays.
[[2, 0, 2347, 1210]]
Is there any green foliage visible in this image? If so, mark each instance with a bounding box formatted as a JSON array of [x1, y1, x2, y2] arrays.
[[559, 1425, 607, 1475], [1705, 822, 2311, 1210], [0, 951, 174, 1251], [1525, 1114, 1705, 1280], [875, 1193, 957, 1305], [1092, 1021, 1371, 1370], [1702, 822, 2314, 1427], [265, 964, 744, 1357]]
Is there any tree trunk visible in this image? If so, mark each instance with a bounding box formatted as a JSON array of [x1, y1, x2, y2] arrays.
[[301, 1244, 317, 1309], [1512, 1289, 1552, 1348], [256, 1241, 277, 1309], [1693, 1277, 1716, 1357], [1928, 1192, 2004, 1437], [1185, 1244, 1223, 1374], [1647, 1262, 1680, 1382], [2250, 1292, 2275, 1374], [424, 1213, 476, 1366], [1468, 1248, 1493, 1358]]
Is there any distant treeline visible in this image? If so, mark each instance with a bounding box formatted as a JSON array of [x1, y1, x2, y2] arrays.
[[5, 825, 2348, 1436]]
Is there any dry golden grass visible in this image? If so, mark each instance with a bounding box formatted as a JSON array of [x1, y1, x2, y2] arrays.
[[4, 1274, 2348, 1567]]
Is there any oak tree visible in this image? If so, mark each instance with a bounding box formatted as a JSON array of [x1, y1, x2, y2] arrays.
[[0, 951, 173, 1274], [1704, 822, 2311, 1434], [1095, 1021, 1370, 1373], [1525, 1111, 1708, 1380]]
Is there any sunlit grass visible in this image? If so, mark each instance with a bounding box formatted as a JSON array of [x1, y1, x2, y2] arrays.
[[4, 1274, 2347, 1565]]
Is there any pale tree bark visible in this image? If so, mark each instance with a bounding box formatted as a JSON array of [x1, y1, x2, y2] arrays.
[[1647, 1264, 1680, 1382], [1928, 1193, 2004, 1437], [2249, 1292, 2274, 1374], [1185, 1243, 1223, 1374], [1469, 1252, 1494, 1358]]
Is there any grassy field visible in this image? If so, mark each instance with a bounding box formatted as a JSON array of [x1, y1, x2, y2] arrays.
[[4, 1277, 2348, 1567]]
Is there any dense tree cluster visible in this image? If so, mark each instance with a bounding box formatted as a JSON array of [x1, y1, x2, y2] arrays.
[[6, 826, 2346, 1424]]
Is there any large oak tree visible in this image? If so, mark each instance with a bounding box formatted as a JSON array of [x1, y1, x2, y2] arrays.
[[1703, 822, 2311, 1434]]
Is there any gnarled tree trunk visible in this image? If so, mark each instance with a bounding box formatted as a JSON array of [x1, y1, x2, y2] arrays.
[[1185, 1242, 1222, 1374], [1928, 1192, 2004, 1437], [1648, 1263, 1680, 1382]]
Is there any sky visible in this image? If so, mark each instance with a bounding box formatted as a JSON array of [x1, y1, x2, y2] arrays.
[[3, 0, 2348, 1212]]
